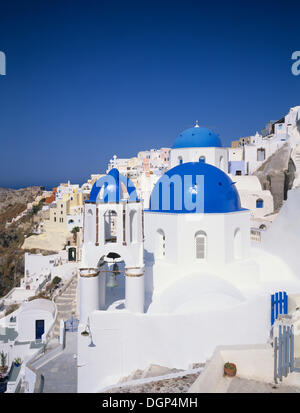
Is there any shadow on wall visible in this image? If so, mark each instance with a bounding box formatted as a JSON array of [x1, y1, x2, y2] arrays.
[[144, 248, 154, 309]]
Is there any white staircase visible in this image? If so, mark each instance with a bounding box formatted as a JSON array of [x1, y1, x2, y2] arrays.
[[52, 277, 78, 338]]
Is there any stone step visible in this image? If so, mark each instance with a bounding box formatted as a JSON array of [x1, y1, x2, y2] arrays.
[[58, 310, 76, 317], [59, 293, 76, 298], [55, 298, 74, 304], [56, 303, 74, 309], [56, 306, 75, 312]]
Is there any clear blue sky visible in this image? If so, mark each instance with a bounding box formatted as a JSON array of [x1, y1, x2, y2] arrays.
[[1, 0, 300, 188]]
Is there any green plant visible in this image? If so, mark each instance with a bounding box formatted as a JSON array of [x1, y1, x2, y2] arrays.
[[52, 276, 62, 286], [13, 357, 22, 366], [0, 351, 7, 368], [224, 362, 235, 370], [224, 362, 237, 377], [71, 226, 80, 242]]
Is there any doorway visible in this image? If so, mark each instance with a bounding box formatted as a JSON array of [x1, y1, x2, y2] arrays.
[[35, 320, 45, 340]]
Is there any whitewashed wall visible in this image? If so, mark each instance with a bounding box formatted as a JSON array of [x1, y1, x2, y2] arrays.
[[77, 295, 269, 392], [144, 211, 250, 269], [170, 147, 228, 172]]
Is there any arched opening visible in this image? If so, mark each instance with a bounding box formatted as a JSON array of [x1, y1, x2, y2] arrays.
[[100, 253, 126, 309], [104, 210, 117, 243], [233, 228, 242, 259], [178, 156, 183, 165], [129, 209, 138, 243], [199, 156, 206, 163], [86, 209, 94, 243], [68, 219, 74, 224], [195, 231, 207, 260], [68, 247, 76, 262], [156, 229, 165, 259], [256, 198, 264, 208], [259, 224, 267, 231], [219, 156, 225, 170]]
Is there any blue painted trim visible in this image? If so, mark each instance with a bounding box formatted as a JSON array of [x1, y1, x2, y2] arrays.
[[271, 291, 288, 326], [89, 168, 139, 203]]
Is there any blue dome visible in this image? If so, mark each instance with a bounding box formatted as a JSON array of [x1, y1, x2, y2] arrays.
[[172, 126, 222, 149], [89, 168, 138, 203], [148, 162, 244, 214]]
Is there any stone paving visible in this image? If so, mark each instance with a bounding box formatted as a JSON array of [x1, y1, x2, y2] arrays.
[[105, 373, 199, 393], [104, 364, 205, 393], [37, 331, 77, 393], [227, 377, 300, 393]]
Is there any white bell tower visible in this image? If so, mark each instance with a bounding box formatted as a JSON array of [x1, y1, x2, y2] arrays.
[[79, 168, 145, 324]]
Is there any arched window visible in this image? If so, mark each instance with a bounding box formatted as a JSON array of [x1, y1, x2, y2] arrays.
[[178, 156, 183, 165], [86, 209, 94, 242], [68, 247, 76, 262], [129, 209, 138, 243], [199, 156, 206, 163], [256, 198, 263, 208], [233, 228, 242, 259], [68, 219, 74, 224], [104, 210, 117, 243], [195, 231, 207, 260], [156, 229, 165, 259], [219, 156, 225, 170]]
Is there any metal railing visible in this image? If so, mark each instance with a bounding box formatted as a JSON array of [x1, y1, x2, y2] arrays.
[[274, 323, 300, 384]]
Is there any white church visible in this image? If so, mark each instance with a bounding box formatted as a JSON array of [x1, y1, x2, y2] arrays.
[[77, 124, 300, 392]]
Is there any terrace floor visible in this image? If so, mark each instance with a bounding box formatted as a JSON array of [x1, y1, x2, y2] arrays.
[[37, 331, 77, 393], [227, 377, 300, 393]]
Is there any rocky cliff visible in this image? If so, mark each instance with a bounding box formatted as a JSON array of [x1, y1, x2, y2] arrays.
[[254, 143, 296, 212], [0, 186, 43, 297]]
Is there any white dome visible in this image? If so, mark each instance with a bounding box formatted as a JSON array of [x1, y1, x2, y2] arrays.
[[148, 273, 245, 314]]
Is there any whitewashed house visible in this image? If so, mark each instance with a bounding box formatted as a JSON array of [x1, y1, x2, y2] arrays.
[[77, 126, 300, 392]]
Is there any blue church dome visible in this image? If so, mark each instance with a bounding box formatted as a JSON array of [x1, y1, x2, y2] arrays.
[[172, 124, 222, 149], [148, 162, 244, 214], [89, 168, 138, 203]]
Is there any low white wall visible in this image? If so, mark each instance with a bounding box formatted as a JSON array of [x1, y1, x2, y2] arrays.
[[189, 344, 273, 392], [4, 288, 35, 305], [51, 262, 78, 282], [188, 348, 225, 393], [189, 343, 300, 392], [78, 295, 269, 392], [24, 365, 37, 393]]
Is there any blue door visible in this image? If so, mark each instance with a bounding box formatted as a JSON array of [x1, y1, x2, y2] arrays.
[[35, 320, 45, 340]]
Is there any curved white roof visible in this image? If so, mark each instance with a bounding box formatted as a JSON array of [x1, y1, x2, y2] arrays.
[[21, 298, 56, 317], [148, 273, 245, 314]]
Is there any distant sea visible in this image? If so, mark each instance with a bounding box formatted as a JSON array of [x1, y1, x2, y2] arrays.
[[0, 181, 85, 191]]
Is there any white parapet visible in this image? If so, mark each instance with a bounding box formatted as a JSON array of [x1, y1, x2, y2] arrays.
[[125, 267, 145, 313]]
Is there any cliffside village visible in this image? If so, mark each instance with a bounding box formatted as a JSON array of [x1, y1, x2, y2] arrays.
[[1, 105, 300, 393]]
